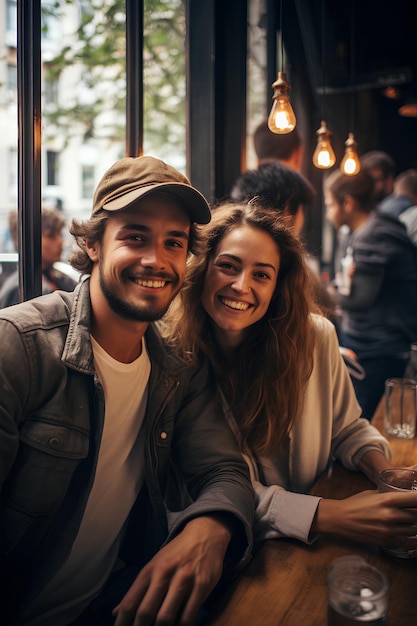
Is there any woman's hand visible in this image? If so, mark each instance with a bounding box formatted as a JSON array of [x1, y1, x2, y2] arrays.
[[312, 489, 417, 555]]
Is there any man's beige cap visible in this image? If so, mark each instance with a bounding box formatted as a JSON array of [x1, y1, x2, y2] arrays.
[[92, 155, 211, 224]]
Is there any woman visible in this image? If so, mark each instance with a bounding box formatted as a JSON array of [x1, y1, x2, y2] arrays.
[[163, 201, 417, 550]]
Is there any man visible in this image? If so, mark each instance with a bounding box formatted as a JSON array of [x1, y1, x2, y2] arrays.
[[231, 161, 314, 234], [0, 207, 77, 308], [360, 150, 396, 203], [379, 168, 417, 245], [325, 168, 417, 421], [0, 156, 254, 626], [253, 119, 303, 172]]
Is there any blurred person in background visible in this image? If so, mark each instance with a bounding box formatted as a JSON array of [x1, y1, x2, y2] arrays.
[[325, 169, 417, 421], [360, 150, 396, 203], [253, 119, 304, 172], [332, 150, 396, 297], [0, 207, 78, 308], [379, 168, 417, 245]]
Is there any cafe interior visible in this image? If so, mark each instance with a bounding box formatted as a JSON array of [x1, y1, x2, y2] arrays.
[[16, 0, 417, 298], [11, 1, 417, 624]]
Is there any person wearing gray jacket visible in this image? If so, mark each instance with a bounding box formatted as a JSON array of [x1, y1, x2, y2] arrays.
[[0, 156, 254, 626]]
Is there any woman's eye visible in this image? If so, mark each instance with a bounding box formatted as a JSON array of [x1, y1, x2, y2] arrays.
[[217, 262, 236, 272]]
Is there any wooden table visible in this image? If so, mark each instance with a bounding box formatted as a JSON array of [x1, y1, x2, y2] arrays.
[[206, 400, 417, 626]]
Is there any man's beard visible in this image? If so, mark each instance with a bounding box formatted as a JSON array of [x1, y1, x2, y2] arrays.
[[98, 266, 178, 322]]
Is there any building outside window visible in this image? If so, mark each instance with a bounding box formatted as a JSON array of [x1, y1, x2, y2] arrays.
[[81, 164, 95, 200], [8, 147, 17, 204], [44, 74, 59, 106], [6, 63, 17, 103], [6, 0, 17, 32], [5, 0, 17, 47], [41, 0, 61, 47]]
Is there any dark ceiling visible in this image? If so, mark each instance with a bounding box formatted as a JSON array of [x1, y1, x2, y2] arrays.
[[320, 0, 417, 96], [285, 0, 417, 173]]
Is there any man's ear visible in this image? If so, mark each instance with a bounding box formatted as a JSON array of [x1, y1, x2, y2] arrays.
[[85, 239, 100, 262], [343, 194, 355, 214]]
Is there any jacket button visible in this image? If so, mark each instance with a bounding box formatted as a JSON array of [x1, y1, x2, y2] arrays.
[[161, 378, 169, 387], [160, 431, 168, 440], [49, 437, 60, 448]]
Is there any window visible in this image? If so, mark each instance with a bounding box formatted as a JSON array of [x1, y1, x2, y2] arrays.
[[82, 165, 95, 200], [41, 0, 61, 50], [8, 147, 18, 203], [6, 0, 17, 47], [7, 64, 17, 103], [143, 0, 185, 170], [46, 151, 59, 186], [79, 0, 93, 20], [6, 0, 17, 32], [44, 75, 59, 105]]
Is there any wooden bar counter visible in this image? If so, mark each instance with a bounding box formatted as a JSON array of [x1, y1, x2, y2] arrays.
[[206, 400, 417, 626]]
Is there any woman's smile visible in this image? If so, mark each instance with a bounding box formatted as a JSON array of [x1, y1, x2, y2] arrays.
[[202, 224, 280, 340], [218, 296, 252, 311]]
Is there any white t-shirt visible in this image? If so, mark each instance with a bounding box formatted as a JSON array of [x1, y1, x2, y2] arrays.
[[23, 336, 151, 626]]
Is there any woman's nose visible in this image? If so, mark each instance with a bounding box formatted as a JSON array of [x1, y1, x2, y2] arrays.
[[231, 272, 251, 293]]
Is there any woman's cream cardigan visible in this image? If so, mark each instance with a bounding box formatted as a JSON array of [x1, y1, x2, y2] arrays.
[[224, 314, 391, 544]]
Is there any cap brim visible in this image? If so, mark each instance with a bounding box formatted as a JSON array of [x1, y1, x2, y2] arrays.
[[102, 182, 211, 224]]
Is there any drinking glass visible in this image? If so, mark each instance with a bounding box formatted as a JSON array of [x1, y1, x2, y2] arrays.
[[327, 555, 389, 625], [377, 468, 417, 558], [384, 378, 417, 439]]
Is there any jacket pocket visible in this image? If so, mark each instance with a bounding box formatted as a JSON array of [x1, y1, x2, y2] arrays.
[[19, 419, 89, 459], [2, 419, 89, 517]]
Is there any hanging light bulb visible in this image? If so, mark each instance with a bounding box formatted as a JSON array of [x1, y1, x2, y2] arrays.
[[268, 71, 296, 134], [313, 1, 335, 169], [312, 120, 336, 169], [340, 132, 361, 176]]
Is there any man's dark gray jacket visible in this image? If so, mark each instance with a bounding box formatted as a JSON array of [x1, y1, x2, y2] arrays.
[[0, 278, 254, 622]]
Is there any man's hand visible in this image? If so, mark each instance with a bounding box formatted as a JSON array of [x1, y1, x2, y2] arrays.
[[112, 515, 232, 626]]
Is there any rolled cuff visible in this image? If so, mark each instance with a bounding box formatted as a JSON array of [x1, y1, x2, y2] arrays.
[[254, 481, 322, 545]]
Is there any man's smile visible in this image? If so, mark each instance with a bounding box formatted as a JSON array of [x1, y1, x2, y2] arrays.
[[133, 278, 168, 288]]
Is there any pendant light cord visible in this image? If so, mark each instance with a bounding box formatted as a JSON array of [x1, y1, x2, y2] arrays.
[[280, 0, 284, 73], [349, 0, 355, 132], [321, 0, 325, 120]]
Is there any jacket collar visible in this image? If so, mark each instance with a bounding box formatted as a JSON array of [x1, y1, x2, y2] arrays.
[[61, 277, 95, 374]]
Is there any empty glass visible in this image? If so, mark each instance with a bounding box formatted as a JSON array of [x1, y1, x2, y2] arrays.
[[384, 378, 417, 439], [327, 555, 389, 625]]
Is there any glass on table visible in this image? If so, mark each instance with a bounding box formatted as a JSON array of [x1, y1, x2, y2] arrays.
[[377, 468, 417, 559], [327, 555, 389, 625], [384, 377, 417, 439]]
